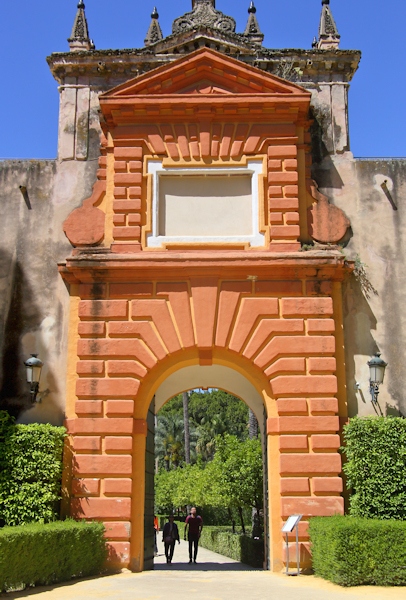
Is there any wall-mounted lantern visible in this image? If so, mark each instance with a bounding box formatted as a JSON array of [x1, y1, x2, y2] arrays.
[[367, 352, 387, 405], [24, 354, 43, 403]]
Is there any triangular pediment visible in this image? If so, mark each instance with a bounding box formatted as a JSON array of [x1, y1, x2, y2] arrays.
[[101, 48, 309, 99]]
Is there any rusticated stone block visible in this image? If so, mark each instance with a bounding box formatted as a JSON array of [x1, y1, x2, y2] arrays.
[[72, 478, 100, 496], [79, 300, 128, 320], [71, 498, 131, 520], [268, 171, 298, 184], [309, 398, 338, 414], [280, 453, 342, 475], [268, 416, 339, 434], [308, 357, 336, 373], [75, 400, 103, 416], [269, 198, 299, 210], [311, 434, 341, 451], [307, 319, 335, 333], [107, 360, 147, 379], [106, 541, 131, 565], [271, 375, 337, 396], [113, 215, 126, 226], [103, 521, 131, 540], [306, 280, 333, 296], [114, 173, 142, 185], [76, 360, 105, 375], [114, 147, 142, 159], [104, 478, 132, 495], [77, 339, 156, 369], [78, 322, 106, 337], [113, 200, 141, 212], [284, 185, 299, 197], [128, 214, 141, 225], [73, 454, 132, 476], [277, 399, 308, 415], [76, 378, 140, 399], [267, 145, 297, 158], [66, 418, 133, 435], [270, 225, 300, 239], [281, 496, 344, 517], [280, 477, 310, 494], [78, 284, 108, 299], [129, 161, 142, 171], [105, 436, 133, 452], [281, 297, 333, 316], [113, 226, 141, 239], [279, 435, 308, 451], [72, 436, 102, 452], [312, 477, 343, 494], [105, 400, 135, 416]]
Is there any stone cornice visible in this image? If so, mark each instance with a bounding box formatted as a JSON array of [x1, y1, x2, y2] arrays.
[[59, 249, 353, 284], [47, 45, 361, 87]]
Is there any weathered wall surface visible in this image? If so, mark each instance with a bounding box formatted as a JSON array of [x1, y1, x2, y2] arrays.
[[314, 155, 406, 417], [0, 158, 98, 424]]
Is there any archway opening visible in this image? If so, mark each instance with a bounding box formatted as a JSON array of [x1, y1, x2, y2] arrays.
[[144, 364, 269, 570]]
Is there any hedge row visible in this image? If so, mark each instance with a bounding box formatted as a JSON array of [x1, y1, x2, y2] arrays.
[[0, 520, 107, 592], [0, 411, 65, 525], [309, 516, 406, 586], [342, 416, 406, 520], [176, 522, 263, 568]]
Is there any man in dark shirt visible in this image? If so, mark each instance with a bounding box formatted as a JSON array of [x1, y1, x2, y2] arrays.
[[184, 507, 203, 564]]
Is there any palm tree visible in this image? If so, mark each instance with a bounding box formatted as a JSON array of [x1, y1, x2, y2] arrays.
[[183, 391, 191, 464], [155, 414, 185, 470]]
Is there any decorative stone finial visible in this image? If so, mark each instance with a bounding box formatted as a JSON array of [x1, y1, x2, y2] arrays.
[[68, 0, 93, 52], [145, 6, 163, 46], [244, 1, 264, 45], [173, 0, 235, 36], [317, 0, 340, 50]]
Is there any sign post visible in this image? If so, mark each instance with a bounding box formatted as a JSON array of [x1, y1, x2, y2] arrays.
[[281, 514, 302, 576]]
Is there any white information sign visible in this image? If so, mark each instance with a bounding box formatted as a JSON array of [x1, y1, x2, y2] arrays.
[[281, 514, 302, 533]]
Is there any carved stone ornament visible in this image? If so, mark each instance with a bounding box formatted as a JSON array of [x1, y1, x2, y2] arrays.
[[63, 180, 106, 247], [307, 180, 350, 244], [172, 0, 236, 35]]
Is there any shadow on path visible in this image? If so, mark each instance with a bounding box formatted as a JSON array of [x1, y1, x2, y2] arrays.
[[154, 560, 258, 572]]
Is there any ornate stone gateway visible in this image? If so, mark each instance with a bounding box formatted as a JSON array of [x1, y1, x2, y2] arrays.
[[60, 46, 349, 571]]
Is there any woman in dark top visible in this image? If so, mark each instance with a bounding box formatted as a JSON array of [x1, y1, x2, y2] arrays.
[[162, 515, 180, 564]]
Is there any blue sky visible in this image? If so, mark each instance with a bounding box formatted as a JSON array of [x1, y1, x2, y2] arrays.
[[0, 0, 405, 159]]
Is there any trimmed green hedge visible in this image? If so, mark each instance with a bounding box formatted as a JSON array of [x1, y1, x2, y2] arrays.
[[0, 520, 107, 592], [0, 411, 65, 525], [177, 523, 263, 568], [309, 516, 406, 586], [342, 416, 406, 520]]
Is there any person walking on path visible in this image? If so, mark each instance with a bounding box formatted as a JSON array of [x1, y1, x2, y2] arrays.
[[184, 507, 203, 564], [162, 515, 180, 564]]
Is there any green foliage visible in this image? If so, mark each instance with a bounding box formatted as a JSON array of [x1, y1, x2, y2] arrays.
[[207, 434, 263, 511], [0, 411, 66, 525], [155, 435, 263, 531], [198, 526, 264, 569], [342, 416, 406, 519], [309, 515, 406, 586], [156, 390, 250, 468], [0, 520, 107, 592]]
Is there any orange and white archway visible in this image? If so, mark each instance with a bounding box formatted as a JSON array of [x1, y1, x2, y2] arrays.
[[60, 48, 349, 572]]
